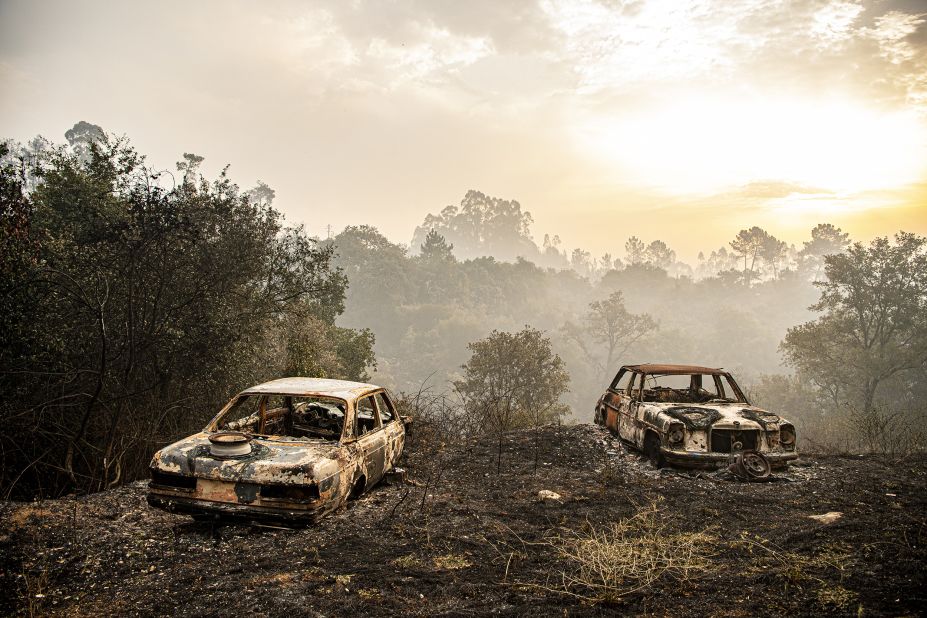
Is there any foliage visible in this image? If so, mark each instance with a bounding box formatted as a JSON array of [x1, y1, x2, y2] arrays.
[[0, 127, 374, 498], [780, 232, 927, 452], [456, 327, 570, 431], [563, 291, 657, 382], [799, 223, 850, 278], [729, 226, 789, 285], [419, 228, 456, 263], [455, 327, 569, 470], [410, 190, 537, 262], [782, 233, 927, 412]]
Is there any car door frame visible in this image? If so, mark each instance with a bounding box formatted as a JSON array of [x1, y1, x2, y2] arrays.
[[618, 372, 642, 444], [372, 390, 404, 473], [602, 369, 629, 433], [351, 392, 388, 490]]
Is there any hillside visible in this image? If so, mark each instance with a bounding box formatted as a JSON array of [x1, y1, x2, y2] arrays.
[[2, 424, 925, 616]]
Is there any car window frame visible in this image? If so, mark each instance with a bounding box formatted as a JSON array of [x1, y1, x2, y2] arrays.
[[206, 393, 350, 439], [608, 368, 628, 393], [353, 393, 382, 439], [721, 373, 749, 404], [373, 391, 396, 425]]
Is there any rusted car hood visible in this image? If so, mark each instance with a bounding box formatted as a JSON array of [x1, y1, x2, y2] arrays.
[[151, 432, 344, 486], [645, 402, 783, 430]]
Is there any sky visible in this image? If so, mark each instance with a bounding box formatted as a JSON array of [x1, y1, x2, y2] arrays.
[[1, 0, 926, 261]]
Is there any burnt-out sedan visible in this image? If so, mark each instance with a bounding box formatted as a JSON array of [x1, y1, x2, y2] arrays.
[[147, 378, 409, 522], [595, 364, 797, 469]]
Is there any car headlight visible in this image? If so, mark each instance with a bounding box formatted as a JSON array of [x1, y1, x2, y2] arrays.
[[668, 424, 685, 446], [780, 424, 796, 449]]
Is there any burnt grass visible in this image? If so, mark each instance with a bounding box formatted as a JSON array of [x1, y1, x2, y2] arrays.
[[1, 424, 925, 617]]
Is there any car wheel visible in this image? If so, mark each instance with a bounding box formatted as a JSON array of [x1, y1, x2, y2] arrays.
[[644, 433, 664, 469]]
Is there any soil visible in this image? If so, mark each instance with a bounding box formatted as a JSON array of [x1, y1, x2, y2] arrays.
[[1, 424, 925, 617]]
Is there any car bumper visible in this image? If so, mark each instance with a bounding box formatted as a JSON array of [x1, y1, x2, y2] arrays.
[[660, 448, 799, 469], [147, 487, 328, 523]]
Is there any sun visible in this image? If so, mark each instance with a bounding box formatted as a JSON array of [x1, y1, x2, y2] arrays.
[[576, 92, 927, 197]]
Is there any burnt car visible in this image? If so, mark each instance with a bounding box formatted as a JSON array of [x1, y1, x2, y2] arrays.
[[147, 378, 409, 522], [595, 364, 797, 469]]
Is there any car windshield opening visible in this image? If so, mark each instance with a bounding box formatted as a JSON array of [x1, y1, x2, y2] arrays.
[[216, 394, 347, 440], [638, 373, 743, 404]]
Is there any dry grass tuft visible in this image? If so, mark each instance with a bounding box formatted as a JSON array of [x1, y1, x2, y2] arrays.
[[390, 554, 421, 569], [546, 502, 716, 604], [738, 534, 858, 606], [433, 553, 472, 570]]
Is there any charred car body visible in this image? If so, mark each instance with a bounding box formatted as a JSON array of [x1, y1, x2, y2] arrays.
[[595, 364, 797, 469], [147, 378, 409, 522]]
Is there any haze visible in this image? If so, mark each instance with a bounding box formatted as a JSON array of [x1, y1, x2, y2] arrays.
[[2, 0, 925, 259]]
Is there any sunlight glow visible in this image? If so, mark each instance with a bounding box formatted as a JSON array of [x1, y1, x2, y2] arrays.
[[577, 94, 927, 196]]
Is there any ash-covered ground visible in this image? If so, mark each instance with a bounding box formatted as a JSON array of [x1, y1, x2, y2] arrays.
[[2, 424, 925, 616]]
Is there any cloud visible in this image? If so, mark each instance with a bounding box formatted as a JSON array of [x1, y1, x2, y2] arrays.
[[1, 0, 925, 259], [867, 10, 926, 64], [810, 1, 865, 49], [736, 180, 833, 199]]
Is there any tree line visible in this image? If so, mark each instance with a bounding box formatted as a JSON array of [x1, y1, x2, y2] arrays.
[[2, 124, 925, 498]]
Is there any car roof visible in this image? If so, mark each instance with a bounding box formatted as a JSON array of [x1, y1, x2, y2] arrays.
[[241, 377, 381, 400], [623, 363, 727, 375]]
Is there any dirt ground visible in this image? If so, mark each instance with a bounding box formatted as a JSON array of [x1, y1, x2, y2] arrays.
[[1, 424, 925, 617]]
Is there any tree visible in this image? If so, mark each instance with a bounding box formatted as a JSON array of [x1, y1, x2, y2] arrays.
[[625, 236, 646, 265], [176, 152, 205, 185], [0, 128, 370, 497], [410, 190, 537, 261], [571, 248, 592, 276], [244, 180, 276, 208], [565, 291, 657, 382], [781, 232, 927, 435], [419, 229, 455, 262], [800, 223, 850, 279], [598, 252, 615, 273], [455, 327, 570, 472], [644, 240, 676, 270], [64, 121, 104, 163], [759, 234, 788, 278], [282, 311, 376, 382], [729, 226, 787, 284]]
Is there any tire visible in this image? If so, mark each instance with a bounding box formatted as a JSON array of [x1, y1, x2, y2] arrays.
[[644, 433, 665, 469]]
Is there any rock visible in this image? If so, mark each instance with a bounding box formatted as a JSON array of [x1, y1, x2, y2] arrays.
[[808, 511, 842, 524], [537, 490, 561, 502]]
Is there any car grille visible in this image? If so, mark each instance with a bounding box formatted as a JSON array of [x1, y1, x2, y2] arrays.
[[710, 429, 758, 453]]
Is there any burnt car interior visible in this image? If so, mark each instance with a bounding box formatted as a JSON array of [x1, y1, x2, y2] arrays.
[[617, 372, 746, 404], [218, 394, 347, 440]]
